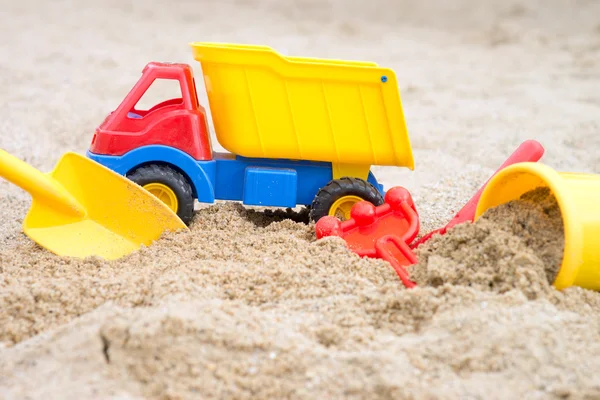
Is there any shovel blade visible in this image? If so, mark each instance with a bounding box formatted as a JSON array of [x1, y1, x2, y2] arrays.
[[22, 152, 187, 259], [24, 217, 142, 259]]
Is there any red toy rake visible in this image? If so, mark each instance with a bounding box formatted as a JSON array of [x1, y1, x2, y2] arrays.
[[315, 140, 545, 288], [316, 187, 420, 288]]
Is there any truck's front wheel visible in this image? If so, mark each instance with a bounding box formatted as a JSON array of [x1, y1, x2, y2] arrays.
[[310, 177, 384, 223], [127, 164, 195, 225]]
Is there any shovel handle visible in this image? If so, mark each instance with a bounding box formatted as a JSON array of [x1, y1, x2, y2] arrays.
[[0, 149, 85, 217]]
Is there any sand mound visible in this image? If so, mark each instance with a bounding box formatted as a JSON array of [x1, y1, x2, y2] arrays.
[[0, 204, 394, 346], [2, 196, 600, 399], [411, 187, 564, 299]]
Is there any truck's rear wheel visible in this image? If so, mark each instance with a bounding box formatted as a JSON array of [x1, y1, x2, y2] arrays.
[[127, 164, 195, 225], [310, 177, 384, 222]]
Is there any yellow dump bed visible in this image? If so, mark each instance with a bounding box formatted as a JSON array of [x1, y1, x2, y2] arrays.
[[190, 42, 414, 170]]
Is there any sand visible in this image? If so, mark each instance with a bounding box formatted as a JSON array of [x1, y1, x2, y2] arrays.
[[2, 0, 600, 398], [2, 199, 600, 399], [410, 187, 565, 299]]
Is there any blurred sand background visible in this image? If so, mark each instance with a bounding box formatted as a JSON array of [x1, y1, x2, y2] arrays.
[[1, 0, 600, 398]]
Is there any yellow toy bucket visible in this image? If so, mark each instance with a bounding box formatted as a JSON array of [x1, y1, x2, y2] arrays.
[[474, 162, 600, 291]]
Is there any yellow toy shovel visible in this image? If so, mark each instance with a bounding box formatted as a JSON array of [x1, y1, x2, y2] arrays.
[[0, 149, 188, 260]]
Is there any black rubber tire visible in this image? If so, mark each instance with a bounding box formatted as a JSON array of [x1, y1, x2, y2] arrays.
[[309, 177, 384, 223], [127, 164, 195, 225]]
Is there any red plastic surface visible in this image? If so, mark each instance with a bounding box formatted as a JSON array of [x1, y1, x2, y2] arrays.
[[89, 62, 212, 161], [315, 187, 419, 288], [410, 139, 545, 249]]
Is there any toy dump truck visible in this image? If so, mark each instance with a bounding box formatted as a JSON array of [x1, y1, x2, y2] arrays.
[[87, 42, 414, 225]]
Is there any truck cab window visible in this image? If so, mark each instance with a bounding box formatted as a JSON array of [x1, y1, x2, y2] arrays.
[[128, 78, 183, 119]]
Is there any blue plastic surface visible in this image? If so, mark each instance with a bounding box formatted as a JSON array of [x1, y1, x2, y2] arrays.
[[243, 167, 297, 207], [87, 145, 385, 208], [212, 154, 339, 206], [87, 145, 216, 202]]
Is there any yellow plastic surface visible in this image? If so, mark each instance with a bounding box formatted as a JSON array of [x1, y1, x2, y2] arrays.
[[189, 42, 414, 170], [0, 149, 187, 260], [143, 182, 179, 213], [329, 195, 364, 221], [475, 162, 600, 291]]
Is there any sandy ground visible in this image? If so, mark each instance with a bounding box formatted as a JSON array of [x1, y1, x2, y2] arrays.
[[1, 0, 600, 398]]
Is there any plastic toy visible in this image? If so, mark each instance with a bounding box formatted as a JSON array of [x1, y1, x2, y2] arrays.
[[0, 149, 187, 260], [316, 140, 546, 288], [86, 42, 415, 225], [315, 186, 419, 288], [475, 162, 600, 291]]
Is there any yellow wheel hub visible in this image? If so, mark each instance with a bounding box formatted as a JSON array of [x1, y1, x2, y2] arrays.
[[329, 195, 363, 221], [143, 183, 178, 213]]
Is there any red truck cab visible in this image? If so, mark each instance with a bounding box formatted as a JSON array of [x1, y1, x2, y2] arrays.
[[89, 62, 212, 161]]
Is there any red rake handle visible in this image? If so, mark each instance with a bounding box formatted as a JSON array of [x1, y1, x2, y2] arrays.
[[411, 140, 545, 248], [444, 139, 545, 230], [375, 235, 418, 288]]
